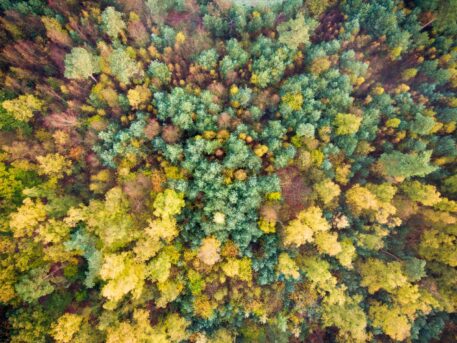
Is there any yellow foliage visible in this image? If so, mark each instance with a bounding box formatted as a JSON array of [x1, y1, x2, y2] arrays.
[[336, 238, 356, 268], [194, 295, 216, 319], [230, 84, 239, 96], [208, 329, 234, 343], [258, 219, 276, 233], [51, 313, 83, 343], [386, 118, 401, 128], [367, 183, 397, 203], [100, 87, 119, 107], [134, 233, 162, 262], [310, 56, 331, 75], [277, 253, 300, 279], [146, 216, 179, 243], [2, 94, 43, 122], [310, 149, 324, 166], [346, 184, 400, 226], [37, 218, 70, 244], [222, 257, 252, 282], [105, 309, 168, 343], [321, 296, 367, 343], [334, 113, 362, 135], [160, 313, 190, 342], [147, 251, 172, 283], [314, 179, 341, 204], [266, 192, 281, 200], [299, 255, 337, 292], [282, 92, 304, 111], [401, 181, 441, 206], [100, 252, 146, 303], [335, 164, 351, 185], [9, 198, 47, 238], [156, 280, 184, 308], [393, 284, 435, 319], [283, 206, 329, 247], [127, 85, 151, 109], [254, 144, 269, 157], [359, 259, 408, 294], [213, 212, 225, 224], [153, 189, 185, 218], [389, 46, 403, 60], [175, 31, 186, 44], [369, 303, 411, 341], [314, 231, 342, 256], [36, 153, 72, 178]]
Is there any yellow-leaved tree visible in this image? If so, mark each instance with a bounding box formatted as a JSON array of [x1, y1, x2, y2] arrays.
[[283, 206, 330, 247]]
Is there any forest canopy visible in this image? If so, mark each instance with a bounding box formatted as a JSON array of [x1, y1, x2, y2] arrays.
[[0, 0, 457, 342]]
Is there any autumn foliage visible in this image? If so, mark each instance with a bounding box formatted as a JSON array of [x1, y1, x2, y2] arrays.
[[1, 0, 457, 342]]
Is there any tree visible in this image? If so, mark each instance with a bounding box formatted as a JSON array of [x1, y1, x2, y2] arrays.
[[152, 189, 185, 218], [401, 181, 441, 206], [64, 47, 100, 81], [41, 17, 72, 47], [283, 206, 330, 247], [127, 85, 151, 109], [222, 257, 252, 282], [378, 151, 438, 178], [309, 56, 331, 75], [15, 266, 55, 303], [321, 296, 367, 342], [196, 49, 219, 71], [277, 252, 300, 279], [102, 7, 126, 40], [314, 179, 340, 205], [36, 153, 72, 178], [306, 0, 336, 17], [2, 94, 43, 122], [419, 229, 457, 267], [109, 48, 140, 85], [433, 0, 457, 34], [9, 197, 47, 238], [277, 14, 317, 49], [146, 0, 185, 24], [197, 236, 221, 266], [334, 113, 362, 135], [51, 313, 83, 343], [359, 259, 408, 294], [314, 231, 342, 256], [99, 252, 146, 304], [148, 61, 171, 83], [369, 303, 411, 341]]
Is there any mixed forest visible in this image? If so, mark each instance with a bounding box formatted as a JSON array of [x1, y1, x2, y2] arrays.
[[1, 0, 457, 342]]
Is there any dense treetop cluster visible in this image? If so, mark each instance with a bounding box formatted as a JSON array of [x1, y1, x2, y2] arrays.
[[0, 0, 457, 342]]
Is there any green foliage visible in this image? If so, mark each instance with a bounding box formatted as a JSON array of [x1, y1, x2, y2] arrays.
[[1, 1, 457, 342], [277, 14, 317, 49], [148, 60, 171, 83], [102, 7, 126, 40], [15, 266, 54, 303], [378, 150, 438, 178], [109, 48, 140, 85], [64, 48, 100, 80], [220, 39, 249, 77], [196, 49, 219, 71]]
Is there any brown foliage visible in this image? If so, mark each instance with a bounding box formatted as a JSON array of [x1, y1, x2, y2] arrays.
[[2, 40, 48, 70], [144, 119, 161, 139], [127, 20, 149, 47], [277, 167, 311, 221], [162, 125, 181, 144], [44, 111, 79, 130], [123, 174, 152, 213]]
